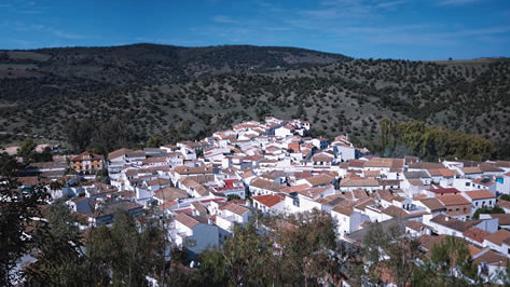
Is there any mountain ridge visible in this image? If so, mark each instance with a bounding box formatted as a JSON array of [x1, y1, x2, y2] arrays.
[[1, 43, 509, 157]]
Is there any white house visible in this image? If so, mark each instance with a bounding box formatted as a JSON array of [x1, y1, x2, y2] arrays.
[[215, 203, 252, 233], [252, 194, 286, 214], [275, 126, 293, 138], [462, 190, 497, 215], [331, 206, 370, 239], [172, 212, 219, 256], [496, 173, 510, 195]]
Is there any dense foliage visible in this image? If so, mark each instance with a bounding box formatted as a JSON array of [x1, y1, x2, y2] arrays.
[[379, 119, 494, 161], [0, 154, 47, 286], [1, 44, 509, 157], [168, 211, 342, 287]]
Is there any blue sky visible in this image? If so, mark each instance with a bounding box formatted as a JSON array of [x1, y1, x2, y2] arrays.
[[1, 0, 509, 60]]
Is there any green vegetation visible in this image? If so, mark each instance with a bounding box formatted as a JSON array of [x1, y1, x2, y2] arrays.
[[169, 211, 340, 286], [414, 236, 479, 286], [472, 206, 505, 219], [16, 139, 53, 163], [63, 117, 135, 155], [379, 119, 494, 161], [0, 44, 508, 158], [363, 222, 481, 287], [0, 158, 47, 286]]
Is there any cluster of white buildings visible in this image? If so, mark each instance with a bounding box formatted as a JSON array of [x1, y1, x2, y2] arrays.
[[25, 116, 510, 282]]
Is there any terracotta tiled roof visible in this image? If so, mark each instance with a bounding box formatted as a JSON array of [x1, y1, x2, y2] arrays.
[[348, 160, 365, 168], [430, 215, 481, 232], [381, 206, 408, 218], [332, 205, 354, 216], [494, 161, 510, 168], [407, 179, 425, 186], [429, 186, 460, 195], [419, 198, 446, 212], [463, 166, 482, 174], [280, 184, 310, 193], [463, 227, 489, 244], [427, 168, 456, 177], [364, 170, 381, 177], [437, 194, 470, 206], [252, 194, 284, 208], [180, 178, 209, 196], [175, 212, 200, 229], [296, 186, 329, 199], [312, 152, 334, 162], [108, 148, 132, 160], [479, 163, 504, 173], [250, 177, 282, 192], [147, 178, 170, 187], [72, 151, 102, 162], [405, 220, 427, 231], [364, 157, 399, 168], [374, 190, 394, 202], [408, 162, 443, 169], [464, 190, 496, 200], [341, 177, 379, 187], [174, 165, 214, 175], [305, 174, 334, 187], [353, 198, 376, 211], [484, 230, 510, 245], [220, 203, 250, 216], [474, 250, 509, 266], [154, 187, 188, 201]]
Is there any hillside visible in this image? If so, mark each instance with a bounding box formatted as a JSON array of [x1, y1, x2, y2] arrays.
[[0, 44, 509, 157]]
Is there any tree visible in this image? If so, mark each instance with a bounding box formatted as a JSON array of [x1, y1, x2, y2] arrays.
[[222, 222, 275, 286], [194, 249, 229, 286], [17, 139, 36, 163], [25, 201, 89, 286], [87, 209, 164, 286], [379, 118, 393, 151], [146, 135, 164, 148], [31, 147, 53, 163], [0, 152, 21, 178], [64, 119, 94, 152], [363, 221, 421, 287], [0, 154, 47, 286], [251, 210, 341, 286], [430, 236, 477, 278], [413, 236, 477, 286], [91, 117, 132, 156]]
